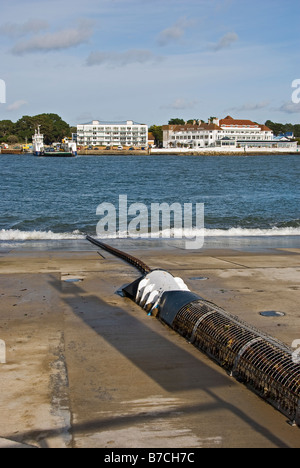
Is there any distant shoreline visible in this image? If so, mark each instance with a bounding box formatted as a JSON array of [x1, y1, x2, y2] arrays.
[[1, 149, 299, 157]]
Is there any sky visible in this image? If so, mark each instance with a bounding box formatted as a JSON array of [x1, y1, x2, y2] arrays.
[[0, 0, 300, 126]]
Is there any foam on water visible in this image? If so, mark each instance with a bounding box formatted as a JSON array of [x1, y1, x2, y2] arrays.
[[0, 229, 85, 241], [0, 226, 299, 241]]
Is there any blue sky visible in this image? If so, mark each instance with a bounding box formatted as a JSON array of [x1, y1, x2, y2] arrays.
[[0, 0, 299, 126]]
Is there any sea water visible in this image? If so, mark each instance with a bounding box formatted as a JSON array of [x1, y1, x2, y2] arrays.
[[0, 153, 299, 250]]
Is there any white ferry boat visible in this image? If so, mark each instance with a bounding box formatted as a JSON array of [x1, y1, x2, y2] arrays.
[[32, 126, 44, 156], [32, 127, 77, 157]]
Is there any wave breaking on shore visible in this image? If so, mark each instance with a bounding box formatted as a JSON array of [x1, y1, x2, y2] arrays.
[[1, 227, 300, 241]]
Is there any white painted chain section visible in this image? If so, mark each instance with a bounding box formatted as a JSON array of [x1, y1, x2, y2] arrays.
[[136, 270, 190, 313]]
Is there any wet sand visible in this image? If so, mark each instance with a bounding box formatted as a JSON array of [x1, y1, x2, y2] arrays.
[[0, 244, 299, 448]]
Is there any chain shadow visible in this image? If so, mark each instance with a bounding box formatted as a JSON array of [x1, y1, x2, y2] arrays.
[[42, 274, 293, 448]]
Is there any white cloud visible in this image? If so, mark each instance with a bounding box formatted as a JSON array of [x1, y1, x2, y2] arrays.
[[210, 32, 238, 51], [157, 17, 195, 46], [11, 20, 94, 55], [279, 102, 300, 114], [86, 49, 162, 67], [0, 1, 298, 126], [161, 98, 198, 110], [1, 19, 49, 37], [227, 101, 270, 112], [7, 100, 28, 111]]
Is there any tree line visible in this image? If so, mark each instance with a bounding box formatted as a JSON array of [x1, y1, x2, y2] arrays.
[[1, 114, 299, 147], [0, 113, 74, 145], [265, 120, 300, 138]]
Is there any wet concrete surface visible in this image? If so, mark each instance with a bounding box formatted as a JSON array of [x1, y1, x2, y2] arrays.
[[0, 247, 299, 448]]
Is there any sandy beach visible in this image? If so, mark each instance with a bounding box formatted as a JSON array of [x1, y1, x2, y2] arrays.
[[0, 241, 299, 448]]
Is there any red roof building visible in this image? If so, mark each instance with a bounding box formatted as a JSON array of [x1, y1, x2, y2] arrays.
[[219, 115, 272, 132], [163, 116, 274, 149]]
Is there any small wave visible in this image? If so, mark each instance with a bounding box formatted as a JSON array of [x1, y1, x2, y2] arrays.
[[1, 226, 300, 242], [0, 229, 85, 241], [97, 226, 300, 238], [203, 227, 300, 237], [276, 219, 300, 229]]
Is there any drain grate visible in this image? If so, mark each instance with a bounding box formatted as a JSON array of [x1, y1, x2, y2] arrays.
[[189, 277, 209, 281], [259, 310, 286, 317], [64, 278, 83, 283]]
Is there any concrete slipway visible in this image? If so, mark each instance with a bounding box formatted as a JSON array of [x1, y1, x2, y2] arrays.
[[0, 246, 299, 448]]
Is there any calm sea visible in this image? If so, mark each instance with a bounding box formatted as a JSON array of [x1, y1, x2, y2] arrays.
[[0, 153, 299, 250]]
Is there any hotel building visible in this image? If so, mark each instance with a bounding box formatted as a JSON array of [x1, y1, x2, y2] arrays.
[[77, 120, 148, 148], [218, 116, 273, 143], [163, 116, 282, 149], [163, 121, 223, 149]]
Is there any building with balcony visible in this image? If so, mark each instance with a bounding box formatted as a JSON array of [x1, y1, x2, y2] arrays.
[[76, 120, 148, 148], [163, 116, 276, 149], [218, 116, 273, 143], [163, 122, 222, 149]]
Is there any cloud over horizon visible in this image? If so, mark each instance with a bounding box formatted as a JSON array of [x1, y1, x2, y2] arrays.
[[161, 98, 199, 110], [0, 0, 299, 125], [11, 20, 94, 55], [210, 32, 239, 51], [227, 101, 270, 112], [6, 100, 28, 111], [157, 17, 196, 46], [1, 19, 49, 38], [86, 49, 162, 67], [279, 101, 300, 114]]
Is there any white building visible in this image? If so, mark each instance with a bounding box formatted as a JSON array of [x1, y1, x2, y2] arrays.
[[218, 116, 273, 143], [163, 116, 275, 149], [163, 122, 222, 148], [76, 120, 148, 148]]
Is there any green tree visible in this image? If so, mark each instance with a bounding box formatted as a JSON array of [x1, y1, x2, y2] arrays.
[[168, 118, 186, 125], [265, 120, 285, 136], [265, 120, 300, 138], [149, 125, 163, 147], [12, 113, 71, 144], [7, 135, 19, 144], [15, 115, 35, 142], [0, 113, 72, 144], [32, 113, 71, 144], [293, 125, 300, 137], [0, 120, 15, 142]]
